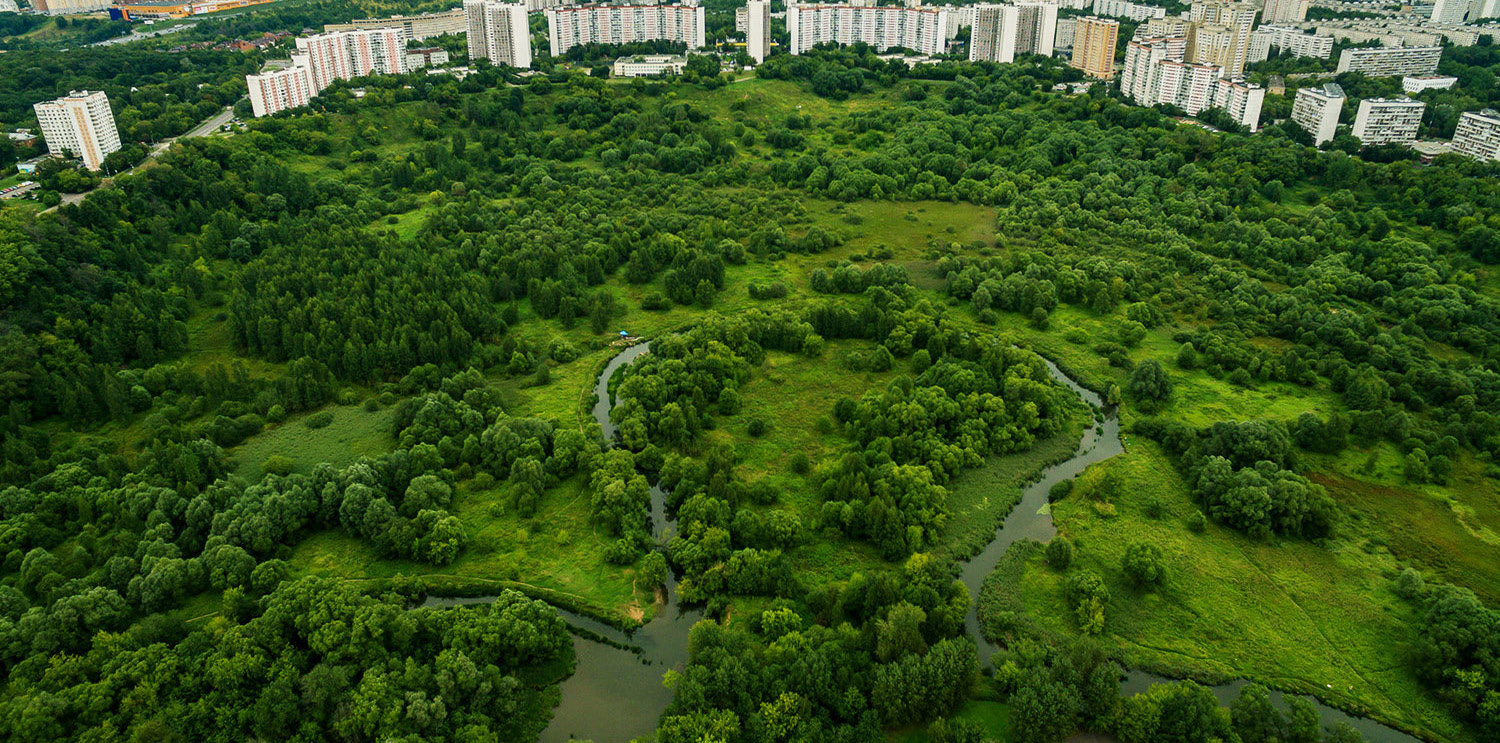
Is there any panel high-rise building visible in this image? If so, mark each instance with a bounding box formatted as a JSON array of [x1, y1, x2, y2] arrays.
[[295, 28, 409, 92], [247, 60, 316, 117], [1259, 0, 1307, 24], [1430, 0, 1472, 24], [465, 0, 533, 68], [547, 3, 706, 57], [785, 1, 949, 56], [746, 0, 772, 63], [33, 90, 121, 172], [1451, 109, 1500, 162], [1351, 98, 1425, 146], [1071, 16, 1119, 78], [1335, 46, 1443, 77], [1291, 83, 1344, 145], [969, 3, 1058, 64], [1186, 1, 1257, 77]]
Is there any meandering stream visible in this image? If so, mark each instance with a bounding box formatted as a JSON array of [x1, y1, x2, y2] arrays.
[[428, 342, 1421, 743]]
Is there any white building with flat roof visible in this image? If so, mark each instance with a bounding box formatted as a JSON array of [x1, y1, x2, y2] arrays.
[[1259, 0, 1307, 23], [324, 9, 468, 40], [465, 1, 533, 68], [1247, 24, 1332, 62], [295, 28, 409, 92], [1292, 83, 1344, 145], [1091, 0, 1166, 21], [746, 0, 771, 62], [969, 3, 1058, 63], [547, 4, 706, 57], [1402, 75, 1459, 94], [612, 54, 689, 76], [33, 91, 121, 172], [247, 61, 316, 117], [1336, 46, 1443, 77], [786, 1, 948, 55], [1450, 109, 1500, 161], [1212, 77, 1265, 131], [1352, 97, 1425, 145]]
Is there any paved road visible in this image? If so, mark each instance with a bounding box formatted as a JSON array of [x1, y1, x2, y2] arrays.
[[50, 104, 238, 210]]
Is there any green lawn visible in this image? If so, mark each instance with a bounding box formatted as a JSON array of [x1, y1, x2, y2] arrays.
[[888, 699, 1012, 742], [232, 402, 397, 481]]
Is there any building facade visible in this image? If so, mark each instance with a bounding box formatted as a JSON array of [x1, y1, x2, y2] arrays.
[[612, 54, 689, 76], [1352, 97, 1425, 146], [1211, 77, 1265, 131], [969, 2, 1058, 64], [1402, 75, 1459, 94], [295, 28, 409, 92], [547, 3, 706, 57], [746, 0, 771, 62], [1186, 1, 1257, 77], [786, 1, 948, 55], [247, 61, 315, 117], [1055, 16, 1077, 48], [33, 91, 121, 172], [465, 0, 533, 68], [1291, 83, 1344, 145], [1071, 16, 1120, 78], [325, 9, 468, 40], [1451, 109, 1500, 162], [33, 0, 113, 15], [1335, 46, 1443, 77], [1259, 0, 1307, 24], [406, 47, 452, 68], [1092, 0, 1166, 22], [1247, 24, 1333, 62]]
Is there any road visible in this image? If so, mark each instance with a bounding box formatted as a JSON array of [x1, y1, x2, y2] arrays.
[[51, 104, 237, 210]]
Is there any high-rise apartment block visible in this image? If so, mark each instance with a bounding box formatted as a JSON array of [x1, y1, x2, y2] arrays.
[[1213, 77, 1265, 131], [1402, 75, 1459, 94], [1186, 1, 1257, 77], [1430, 0, 1473, 25], [1335, 46, 1443, 77], [1352, 97, 1425, 146], [1450, 109, 1500, 162], [33, 0, 112, 14], [547, 3, 706, 57], [247, 28, 409, 117], [1055, 17, 1077, 49], [324, 9, 468, 40], [1071, 16, 1119, 78], [1247, 24, 1332, 62], [465, 0, 533, 68], [786, 1, 949, 56], [1138, 16, 1187, 37], [247, 63, 316, 118], [1122, 37, 1263, 130], [33, 91, 121, 172], [1259, 0, 1307, 24], [1092, 0, 1166, 21], [746, 0, 771, 63], [969, 3, 1058, 64], [1291, 83, 1344, 145]]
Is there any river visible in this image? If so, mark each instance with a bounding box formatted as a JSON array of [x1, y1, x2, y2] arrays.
[[427, 341, 1422, 743]]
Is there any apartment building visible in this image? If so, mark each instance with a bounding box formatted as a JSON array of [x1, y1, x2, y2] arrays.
[[1403, 75, 1459, 94], [1259, 0, 1307, 23], [32, 91, 121, 172], [1091, 0, 1166, 22], [1335, 46, 1443, 76], [1071, 16, 1120, 78], [465, 0, 533, 68], [969, 2, 1058, 63], [612, 54, 689, 76], [942, 6, 976, 40], [324, 9, 468, 40], [1352, 97, 1426, 146], [1292, 83, 1344, 145], [746, 0, 771, 63], [547, 3, 706, 56], [1056, 17, 1077, 48], [33, 0, 112, 15], [786, 1, 948, 56], [1431, 0, 1473, 24], [1186, 1, 1257, 77], [1137, 16, 1188, 38], [295, 28, 408, 92], [247, 61, 316, 117], [406, 47, 452, 68], [1246, 24, 1333, 62], [1450, 109, 1500, 162], [1212, 77, 1265, 131]]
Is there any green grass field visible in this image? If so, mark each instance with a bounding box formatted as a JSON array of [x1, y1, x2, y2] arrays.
[[232, 401, 396, 481], [888, 699, 1012, 743]]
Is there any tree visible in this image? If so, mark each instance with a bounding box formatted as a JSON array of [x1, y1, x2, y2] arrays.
[[1127, 360, 1173, 409], [1046, 537, 1074, 570], [1122, 542, 1167, 587]]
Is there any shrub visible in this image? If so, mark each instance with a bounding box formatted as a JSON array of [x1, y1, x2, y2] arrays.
[[1049, 479, 1074, 502], [1122, 541, 1167, 587], [363, 398, 381, 412], [1045, 537, 1074, 570], [1065, 569, 1108, 635], [1187, 510, 1207, 532], [305, 411, 335, 429], [790, 453, 810, 474], [748, 418, 769, 437], [263, 455, 295, 477], [1143, 495, 1167, 519], [266, 404, 287, 423]]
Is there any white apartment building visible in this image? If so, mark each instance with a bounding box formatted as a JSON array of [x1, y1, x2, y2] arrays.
[[612, 54, 689, 76], [787, 1, 948, 55], [546, 4, 706, 57], [1402, 75, 1459, 94], [406, 47, 452, 68], [1091, 0, 1166, 21], [747, 0, 772, 63], [1137, 16, 1188, 38], [1431, 0, 1473, 25], [32, 0, 112, 15], [1186, 1, 1258, 77], [1450, 109, 1500, 162], [1352, 97, 1425, 145], [1055, 16, 1077, 48], [247, 61, 315, 117], [1246, 24, 1333, 62], [942, 5, 976, 40], [33, 91, 121, 172], [969, 3, 1058, 63], [1292, 83, 1344, 144], [295, 29, 409, 92], [465, 0, 533, 68], [1259, 0, 1307, 24], [325, 9, 468, 40], [1335, 46, 1443, 77], [1212, 77, 1265, 131]]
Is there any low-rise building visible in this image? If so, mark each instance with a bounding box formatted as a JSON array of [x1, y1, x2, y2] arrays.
[[325, 9, 468, 40], [1352, 97, 1426, 146], [405, 46, 451, 68], [612, 54, 689, 77], [1450, 108, 1500, 162], [1402, 75, 1459, 94]]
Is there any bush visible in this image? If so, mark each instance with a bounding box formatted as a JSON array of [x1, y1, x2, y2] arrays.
[[1045, 537, 1073, 570], [1186, 510, 1207, 532], [337, 389, 359, 405], [640, 291, 672, 311], [748, 418, 769, 437], [263, 455, 295, 477], [790, 453, 810, 474], [1065, 569, 1108, 635], [1122, 541, 1167, 587], [363, 398, 381, 412], [1143, 495, 1167, 519], [266, 404, 287, 423], [1049, 479, 1074, 502], [305, 411, 335, 429]]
